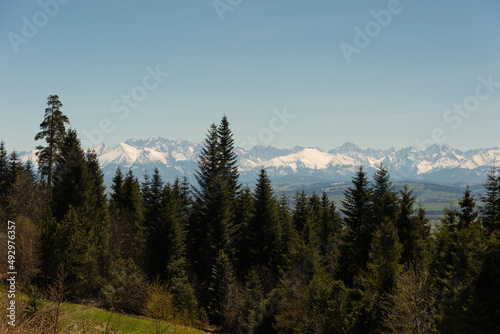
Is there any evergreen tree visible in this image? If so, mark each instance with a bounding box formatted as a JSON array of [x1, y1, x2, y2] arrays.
[[395, 184, 415, 262], [51, 129, 88, 220], [293, 190, 311, 234], [86, 150, 111, 278], [340, 166, 373, 283], [217, 115, 240, 198], [53, 207, 100, 296], [432, 197, 487, 332], [371, 164, 398, 225], [7, 150, 24, 187], [164, 181, 189, 279], [142, 168, 164, 235], [244, 267, 264, 322], [471, 231, 500, 332], [248, 168, 280, 277], [110, 167, 124, 210], [121, 169, 146, 266], [407, 206, 430, 267], [23, 158, 36, 182], [307, 192, 322, 246], [276, 194, 296, 268], [233, 187, 254, 279], [480, 166, 500, 235], [174, 176, 192, 217], [396, 185, 430, 266], [366, 220, 403, 294], [458, 185, 479, 229], [317, 192, 342, 255], [47, 131, 109, 296], [34, 95, 69, 186], [0, 141, 8, 193], [189, 123, 232, 283], [356, 220, 403, 333], [207, 250, 235, 325]]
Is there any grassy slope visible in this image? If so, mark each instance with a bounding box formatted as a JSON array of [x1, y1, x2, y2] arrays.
[[0, 290, 208, 334], [62, 303, 208, 334]]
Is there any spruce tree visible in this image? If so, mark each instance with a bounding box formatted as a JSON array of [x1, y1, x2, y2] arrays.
[[164, 182, 189, 278], [407, 206, 430, 267], [395, 184, 416, 258], [396, 185, 430, 265], [367, 219, 403, 294], [317, 192, 342, 254], [142, 168, 164, 235], [142, 169, 163, 275], [480, 166, 500, 235], [207, 250, 235, 325], [357, 220, 403, 333], [249, 168, 280, 276], [371, 164, 398, 225], [432, 197, 487, 332], [173, 176, 192, 217], [110, 167, 124, 210], [53, 207, 100, 296], [121, 169, 146, 266], [34, 95, 69, 186], [340, 166, 373, 283], [48, 131, 109, 296], [24, 158, 36, 182], [458, 185, 479, 229], [189, 123, 232, 283], [86, 150, 111, 277], [51, 129, 89, 220], [276, 194, 296, 270], [471, 231, 500, 332], [7, 150, 23, 187], [0, 141, 8, 193], [217, 115, 240, 198], [233, 186, 254, 279], [292, 190, 309, 232]]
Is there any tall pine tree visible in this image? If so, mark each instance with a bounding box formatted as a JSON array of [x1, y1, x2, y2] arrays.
[[189, 118, 239, 285], [0, 141, 8, 194], [371, 164, 398, 225], [248, 168, 280, 276], [480, 166, 500, 235], [34, 95, 69, 186], [340, 166, 373, 283]]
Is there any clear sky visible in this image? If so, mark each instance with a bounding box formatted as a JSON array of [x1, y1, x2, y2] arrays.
[[1, 0, 499, 152]]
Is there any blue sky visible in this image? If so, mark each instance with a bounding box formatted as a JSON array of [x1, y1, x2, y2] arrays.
[[1, 0, 499, 152]]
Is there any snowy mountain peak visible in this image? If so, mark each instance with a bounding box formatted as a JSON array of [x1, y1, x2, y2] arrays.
[[337, 142, 361, 153], [17, 138, 500, 184]]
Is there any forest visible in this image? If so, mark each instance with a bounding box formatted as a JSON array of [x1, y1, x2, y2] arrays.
[[1, 95, 499, 333]]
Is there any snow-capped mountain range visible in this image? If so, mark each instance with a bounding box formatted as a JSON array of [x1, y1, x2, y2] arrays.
[[19, 137, 500, 185]]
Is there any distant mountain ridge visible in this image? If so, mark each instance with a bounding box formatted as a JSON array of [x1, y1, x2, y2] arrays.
[[18, 137, 500, 185]]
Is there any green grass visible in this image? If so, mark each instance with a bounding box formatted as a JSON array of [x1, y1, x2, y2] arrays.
[[0, 290, 208, 334], [62, 303, 208, 334]]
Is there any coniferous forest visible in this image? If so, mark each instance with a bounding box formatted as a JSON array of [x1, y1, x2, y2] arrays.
[[1, 95, 500, 333]]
